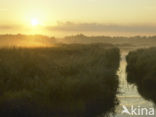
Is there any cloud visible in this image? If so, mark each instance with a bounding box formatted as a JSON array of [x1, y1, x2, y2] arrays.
[[46, 22, 156, 33], [0, 25, 21, 30], [1, 22, 156, 36]]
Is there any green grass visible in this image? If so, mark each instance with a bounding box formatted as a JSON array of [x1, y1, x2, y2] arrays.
[[126, 48, 156, 104], [0, 43, 120, 117]]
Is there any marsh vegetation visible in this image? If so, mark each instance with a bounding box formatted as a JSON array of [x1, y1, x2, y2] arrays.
[[126, 48, 156, 104], [0, 43, 120, 117]]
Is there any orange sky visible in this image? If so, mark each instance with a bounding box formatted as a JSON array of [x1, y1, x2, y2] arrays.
[[1, 0, 156, 37]]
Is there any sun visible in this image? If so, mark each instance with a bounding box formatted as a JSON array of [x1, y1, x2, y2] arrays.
[[31, 18, 39, 26]]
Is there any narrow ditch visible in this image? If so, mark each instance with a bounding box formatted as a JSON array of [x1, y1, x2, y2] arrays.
[[110, 50, 155, 117]]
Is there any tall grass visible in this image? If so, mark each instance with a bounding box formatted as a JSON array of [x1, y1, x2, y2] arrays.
[[126, 48, 156, 104], [0, 43, 120, 117]]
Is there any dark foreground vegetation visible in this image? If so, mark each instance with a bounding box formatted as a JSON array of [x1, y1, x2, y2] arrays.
[[0, 44, 120, 117], [126, 48, 156, 104]]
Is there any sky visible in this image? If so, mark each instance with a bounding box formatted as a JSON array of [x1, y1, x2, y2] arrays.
[[0, 0, 156, 37]]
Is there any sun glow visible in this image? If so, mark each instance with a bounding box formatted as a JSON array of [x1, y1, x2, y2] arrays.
[[31, 18, 39, 26]]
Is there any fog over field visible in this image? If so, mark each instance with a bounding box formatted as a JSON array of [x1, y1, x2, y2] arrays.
[[1, 34, 156, 48]]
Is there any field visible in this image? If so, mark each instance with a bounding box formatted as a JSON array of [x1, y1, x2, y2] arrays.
[[126, 48, 156, 104], [1, 34, 156, 48], [0, 43, 120, 117]]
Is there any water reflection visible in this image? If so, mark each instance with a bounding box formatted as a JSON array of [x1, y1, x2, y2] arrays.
[[111, 50, 156, 117]]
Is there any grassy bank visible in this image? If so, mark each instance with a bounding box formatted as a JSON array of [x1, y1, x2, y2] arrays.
[[0, 44, 120, 117], [126, 48, 156, 104]]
